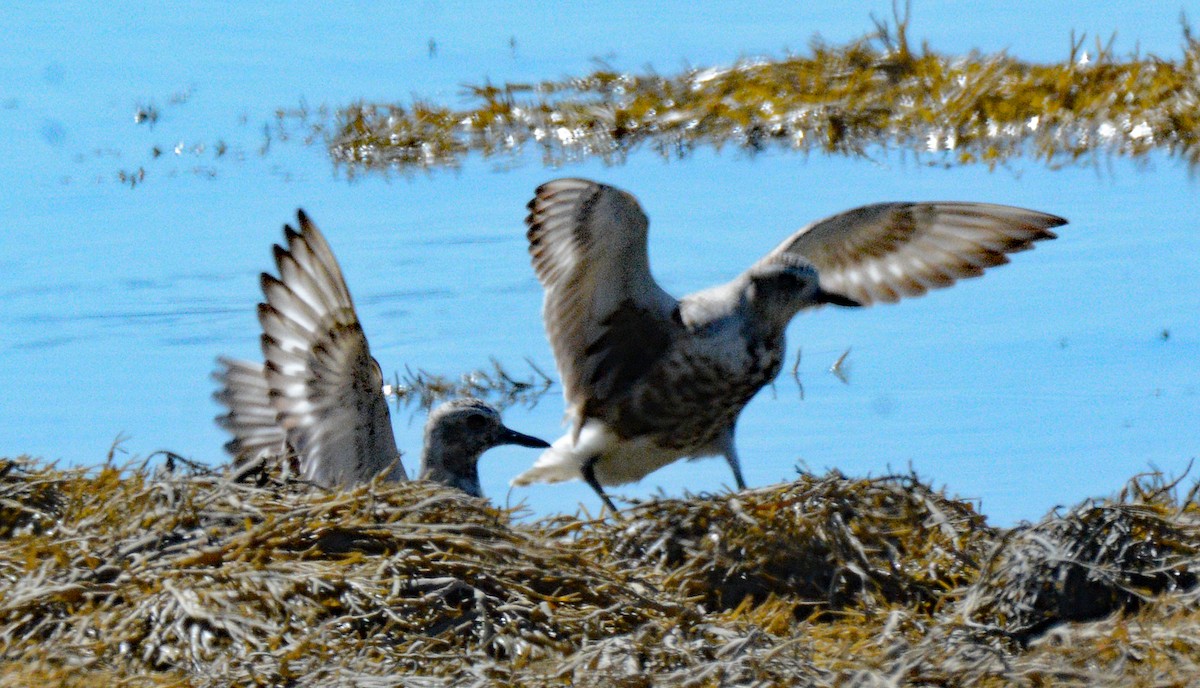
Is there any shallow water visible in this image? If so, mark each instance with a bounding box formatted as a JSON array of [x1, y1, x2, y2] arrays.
[[2, 1, 1198, 525]]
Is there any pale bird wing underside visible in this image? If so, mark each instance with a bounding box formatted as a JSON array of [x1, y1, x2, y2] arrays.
[[213, 357, 287, 463], [527, 179, 682, 426], [757, 202, 1067, 306], [257, 211, 406, 486]]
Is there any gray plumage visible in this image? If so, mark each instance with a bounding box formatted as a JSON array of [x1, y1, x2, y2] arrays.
[[511, 178, 1067, 511], [214, 210, 548, 496], [418, 398, 553, 497]]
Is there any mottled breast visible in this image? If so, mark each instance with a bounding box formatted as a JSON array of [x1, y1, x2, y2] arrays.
[[610, 325, 784, 453]]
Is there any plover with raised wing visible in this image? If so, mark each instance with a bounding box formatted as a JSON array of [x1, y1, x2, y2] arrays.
[[214, 210, 549, 496], [511, 178, 1066, 511]]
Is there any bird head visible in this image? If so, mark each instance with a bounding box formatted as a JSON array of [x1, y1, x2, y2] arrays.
[[744, 256, 861, 332], [419, 398, 551, 497], [423, 398, 550, 467]]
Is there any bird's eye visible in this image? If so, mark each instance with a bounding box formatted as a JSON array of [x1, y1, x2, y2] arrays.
[[465, 413, 487, 430]]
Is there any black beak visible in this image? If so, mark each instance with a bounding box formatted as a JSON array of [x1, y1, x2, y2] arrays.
[[817, 287, 862, 308], [498, 426, 552, 449]]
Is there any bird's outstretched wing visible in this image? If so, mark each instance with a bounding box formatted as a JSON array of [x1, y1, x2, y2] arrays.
[[527, 179, 682, 430], [257, 210, 406, 486], [212, 357, 287, 463], [756, 202, 1066, 306]]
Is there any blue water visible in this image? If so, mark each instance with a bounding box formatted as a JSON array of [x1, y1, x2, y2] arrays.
[[2, 2, 1197, 525]]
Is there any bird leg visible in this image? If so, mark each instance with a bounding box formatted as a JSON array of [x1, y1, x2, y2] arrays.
[[581, 455, 619, 514], [726, 457, 747, 491], [716, 430, 747, 491]]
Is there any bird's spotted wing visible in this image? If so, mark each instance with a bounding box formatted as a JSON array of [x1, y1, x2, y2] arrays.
[[527, 179, 681, 429], [758, 202, 1066, 306], [257, 211, 406, 486], [212, 357, 287, 463]]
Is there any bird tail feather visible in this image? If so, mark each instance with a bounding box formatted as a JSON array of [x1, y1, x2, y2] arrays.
[[510, 435, 581, 486]]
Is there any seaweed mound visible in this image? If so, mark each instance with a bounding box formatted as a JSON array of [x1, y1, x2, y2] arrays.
[[2, 456, 1198, 686], [961, 475, 1200, 641], [583, 473, 992, 614], [0, 457, 682, 685]]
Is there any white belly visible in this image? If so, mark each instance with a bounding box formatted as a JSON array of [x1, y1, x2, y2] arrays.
[[510, 419, 716, 487]]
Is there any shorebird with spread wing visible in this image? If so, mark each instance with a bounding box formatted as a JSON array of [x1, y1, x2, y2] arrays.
[[511, 178, 1066, 511], [214, 210, 549, 497]]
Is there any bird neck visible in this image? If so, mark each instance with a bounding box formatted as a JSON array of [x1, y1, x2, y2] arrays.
[[739, 278, 804, 342], [681, 275, 802, 342], [418, 432, 484, 498]]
